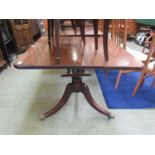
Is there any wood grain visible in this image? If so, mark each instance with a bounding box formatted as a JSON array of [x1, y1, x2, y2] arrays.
[[14, 36, 144, 70]]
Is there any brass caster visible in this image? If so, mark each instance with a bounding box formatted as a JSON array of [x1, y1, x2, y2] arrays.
[[107, 113, 115, 119], [40, 114, 46, 121]]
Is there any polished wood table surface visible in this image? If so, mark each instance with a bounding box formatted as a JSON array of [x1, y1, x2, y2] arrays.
[[14, 36, 143, 70], [48, 19, 110, 60], [13, 34, 144, 121]]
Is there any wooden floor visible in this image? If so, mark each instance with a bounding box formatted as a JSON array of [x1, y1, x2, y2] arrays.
[[14, 35, 143, 70]]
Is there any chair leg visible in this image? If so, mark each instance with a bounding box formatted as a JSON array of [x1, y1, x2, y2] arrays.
[[60, 20, 65, 31], [142, 45, 146, 53], [94, 19, 98, 50], [132, 72, 146, 96], [82, 20, 85, 44], [103, 19, 110, 61], [55, 20, 60, 60], [79, 20, 85, 44], [51, 19, 54, 38], [115, 70, 122, 89], [71, 19, 76, 34], [48, 19, 51, 49], [139, 72, 147, 87]]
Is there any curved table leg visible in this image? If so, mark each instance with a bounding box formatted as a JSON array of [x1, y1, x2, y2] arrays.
[[40, 83, 73, 120], [81, 83, 114, 119], [40, 72, 114, 120]]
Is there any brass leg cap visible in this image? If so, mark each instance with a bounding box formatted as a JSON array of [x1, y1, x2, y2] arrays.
[[107, 113, 115, 119], [40, 114, 46, 121]]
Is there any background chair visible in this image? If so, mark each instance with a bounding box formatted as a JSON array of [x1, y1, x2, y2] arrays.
[[114, 27, 155, 91], [114, 20, 154, 90], [111, 19, 128, 49], [48, 19, 99, 49], [132, 33, 155, 96]]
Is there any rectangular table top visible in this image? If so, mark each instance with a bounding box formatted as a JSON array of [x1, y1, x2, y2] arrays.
[[13, 36, 144, 70]]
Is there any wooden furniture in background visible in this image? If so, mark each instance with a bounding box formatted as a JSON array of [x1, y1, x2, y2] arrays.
[[29, 20, 40, 38], [10, 19, 33, 53], [48, 19, 110, 61], [110, 19, 128, 49], [126, 19, 138, 36], [99, 19, 138, 37], [0, 47, 6, 68], [10, 19, 41, 53], [0, 19, 17, 65]]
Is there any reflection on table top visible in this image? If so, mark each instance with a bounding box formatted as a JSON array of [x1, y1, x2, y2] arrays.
[[60, 27, 103, 36], [14, 36, 144, 70]]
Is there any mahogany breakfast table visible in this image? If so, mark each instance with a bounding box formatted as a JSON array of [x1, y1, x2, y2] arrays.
[[13, 21, 144, 120]]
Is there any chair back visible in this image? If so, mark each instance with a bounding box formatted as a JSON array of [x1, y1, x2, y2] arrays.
[[110, 19, 128, 49]]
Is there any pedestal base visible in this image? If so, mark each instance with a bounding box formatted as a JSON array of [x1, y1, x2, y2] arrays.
[[40, 72, 114, 120]]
